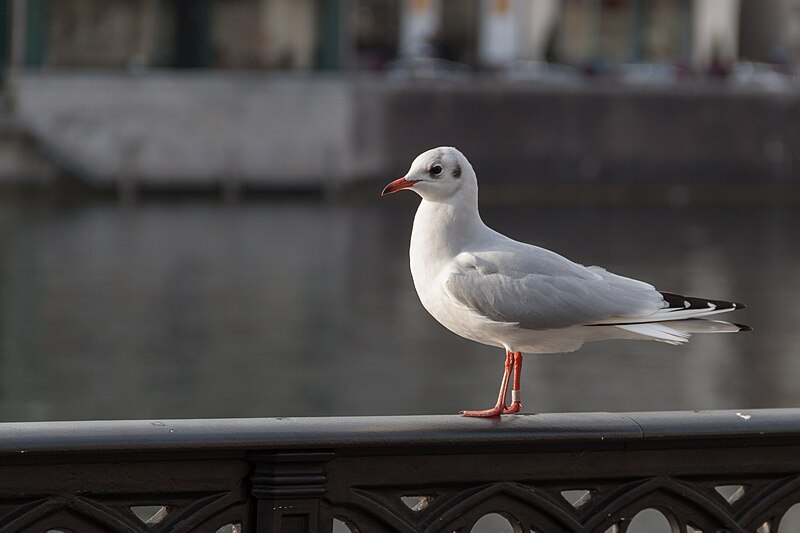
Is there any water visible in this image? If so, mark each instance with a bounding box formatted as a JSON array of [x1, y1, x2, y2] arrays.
[[0, 198, 797, 422]]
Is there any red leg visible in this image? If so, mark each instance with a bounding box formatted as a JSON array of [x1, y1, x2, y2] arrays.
[[461, 351, 514, 418], [502, 352, 523, 414]]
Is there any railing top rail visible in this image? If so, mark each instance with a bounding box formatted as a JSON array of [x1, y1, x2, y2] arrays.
[[0, 409, 798, 459]]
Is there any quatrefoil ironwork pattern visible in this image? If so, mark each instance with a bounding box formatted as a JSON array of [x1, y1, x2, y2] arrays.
[[0, 460, 250, 533], [0, 494, 243, 533], [322, 475, 800, 532]]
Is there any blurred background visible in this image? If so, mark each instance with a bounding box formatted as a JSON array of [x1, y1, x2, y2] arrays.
[[0, 0, 798, 422]]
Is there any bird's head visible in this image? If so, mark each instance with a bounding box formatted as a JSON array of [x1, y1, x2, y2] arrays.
[[381, 147, 476, 202]]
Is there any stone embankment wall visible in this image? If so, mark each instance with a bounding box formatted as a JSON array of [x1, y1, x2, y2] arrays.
[[5, 71, 799, 191]]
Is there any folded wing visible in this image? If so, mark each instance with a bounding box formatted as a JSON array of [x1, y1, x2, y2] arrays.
[[445, 249, 665, 330]]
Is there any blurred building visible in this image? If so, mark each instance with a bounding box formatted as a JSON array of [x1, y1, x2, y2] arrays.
[[0, 0, 799, 193], [1, 0, 799, 73]]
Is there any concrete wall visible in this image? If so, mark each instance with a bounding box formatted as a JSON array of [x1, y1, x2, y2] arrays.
[[8, 71, 800, 191], [377, 82, 800, 185], [11, 72, 367, 189]]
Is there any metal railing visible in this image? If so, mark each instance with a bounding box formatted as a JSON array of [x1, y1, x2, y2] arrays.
[[1, 409, 799, 532]]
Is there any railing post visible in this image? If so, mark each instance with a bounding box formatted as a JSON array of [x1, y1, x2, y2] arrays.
[[250, 451, 335, 533]]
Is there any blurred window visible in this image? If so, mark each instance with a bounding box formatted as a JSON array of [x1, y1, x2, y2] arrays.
[[211, 0, 317, 69], [439, 0, 478, 65], [351, 0, 477, 70], [211, 0, 262, 68], [46, 0, 171, 68], [559, 0, 689, 66], [38, 0, 319, 70], [352, 0, 400, 70]]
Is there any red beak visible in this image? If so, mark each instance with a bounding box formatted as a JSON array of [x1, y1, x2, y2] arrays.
[[381, 177, 419, 196]]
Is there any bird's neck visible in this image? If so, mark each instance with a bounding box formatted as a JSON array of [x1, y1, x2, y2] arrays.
[[410, 191, 483, 264]]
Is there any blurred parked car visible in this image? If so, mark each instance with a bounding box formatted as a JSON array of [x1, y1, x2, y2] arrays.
[[503, 60, 583, 85], [729, 62, 796, 92], [385, 57, 472, 82], [617, 63, 684, 86]]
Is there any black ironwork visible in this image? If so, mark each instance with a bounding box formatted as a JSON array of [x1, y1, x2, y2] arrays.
[[0, 410, 799, 532]]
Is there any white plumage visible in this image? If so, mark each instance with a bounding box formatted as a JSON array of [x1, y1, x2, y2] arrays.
[[382, 147, 749, 417]]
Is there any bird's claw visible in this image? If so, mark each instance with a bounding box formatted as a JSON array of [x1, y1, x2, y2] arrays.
[[460, 406, 506, 418], [460, 400, 523, 417]]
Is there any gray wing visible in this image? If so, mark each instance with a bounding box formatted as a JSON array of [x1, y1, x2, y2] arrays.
[[445, 248, 665, 330]]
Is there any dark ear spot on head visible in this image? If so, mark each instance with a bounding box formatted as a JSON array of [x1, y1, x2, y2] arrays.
[[453, 163, 462, 178]]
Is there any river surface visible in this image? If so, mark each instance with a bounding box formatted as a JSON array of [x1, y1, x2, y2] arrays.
[[0, 198, 797, 421]]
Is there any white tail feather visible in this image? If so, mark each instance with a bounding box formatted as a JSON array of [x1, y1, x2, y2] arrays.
[[615, 323, 691, 345], [594, 304, 738, 325], [615, 319, 746, 344], [660, 319, 744, 334]]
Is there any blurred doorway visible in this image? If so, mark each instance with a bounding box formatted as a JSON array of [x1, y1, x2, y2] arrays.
[[173, 0, 211, 67]]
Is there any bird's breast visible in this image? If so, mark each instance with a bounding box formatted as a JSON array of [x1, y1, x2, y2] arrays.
[[410, 248, 509, 349], [407, 200, 510, 348]]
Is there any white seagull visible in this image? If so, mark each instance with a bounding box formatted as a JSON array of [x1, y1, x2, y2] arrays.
[[381, 147, 750, 418]]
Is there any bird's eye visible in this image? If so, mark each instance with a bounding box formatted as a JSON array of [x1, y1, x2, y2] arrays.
[[431, 164, 443, 176]]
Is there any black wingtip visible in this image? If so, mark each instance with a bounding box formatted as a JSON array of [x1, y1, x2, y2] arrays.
[[735, 323, 753, 332], [660, 291, 688, 308], [660, 291, 746, 311]]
